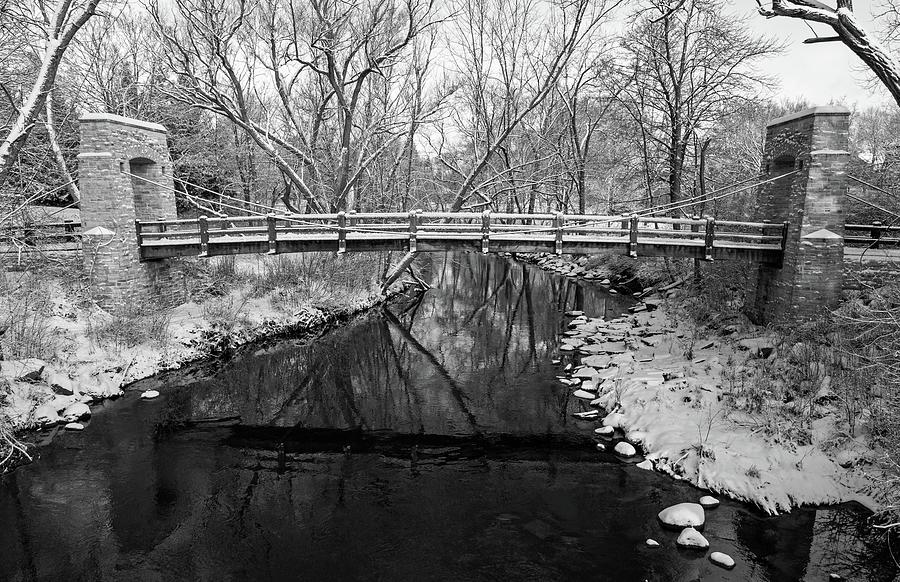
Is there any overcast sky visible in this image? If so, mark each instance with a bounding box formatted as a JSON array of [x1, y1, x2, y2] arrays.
[[734, 2, 893, 109]]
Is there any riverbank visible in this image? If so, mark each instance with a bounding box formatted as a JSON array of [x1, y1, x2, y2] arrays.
[[525, 251, 882, 515], [0, 253, 400, 460]]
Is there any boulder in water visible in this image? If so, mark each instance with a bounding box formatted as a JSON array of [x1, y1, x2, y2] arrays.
[[699, 495, 720, 509], [636, 459, 653, 470], [658, 503, 705, 528], [614, 442, 636, 457], [572, 389, 595, 400], [34, 403, 61, 426], [709, 551, 735, 569], [140, 390, 160, 400], [645, 538, 660, 547], [61, 402, 90, 422], [64, 422, 84, 431], [676, 527, 709, 549], [594, 426, 614, 436]]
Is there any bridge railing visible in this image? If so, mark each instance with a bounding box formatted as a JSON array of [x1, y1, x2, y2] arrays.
[[135, 212, 788, 260], [0, 220, 82, 254], [845, 223, 900, 248]]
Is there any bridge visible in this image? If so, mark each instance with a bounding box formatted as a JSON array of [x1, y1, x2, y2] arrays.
[[6, 106, 895, 323], [133, 213, 789, 264]]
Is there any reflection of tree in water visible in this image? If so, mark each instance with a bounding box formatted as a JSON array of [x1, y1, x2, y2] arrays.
[[734, 505, 898, 581], [174, 253, 632, 437]]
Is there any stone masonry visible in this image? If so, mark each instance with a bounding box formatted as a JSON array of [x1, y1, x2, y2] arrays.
[[749, 106, 850, 324], [77, 113, 179, 309]]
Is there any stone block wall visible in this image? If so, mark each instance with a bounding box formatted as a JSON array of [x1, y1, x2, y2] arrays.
[[749, 106, 850, 323], [77, 113, 180, 309]]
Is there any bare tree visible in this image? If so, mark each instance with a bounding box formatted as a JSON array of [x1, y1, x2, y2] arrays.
[[757, 1, 900, 108], [148, 0, 446, 212], [612, 0, 779, 212], [439, 0, 624, 212], [0, 0, 102, 188]]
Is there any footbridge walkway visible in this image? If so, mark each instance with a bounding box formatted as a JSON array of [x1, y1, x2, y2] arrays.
[[134, 213, 790, 264]]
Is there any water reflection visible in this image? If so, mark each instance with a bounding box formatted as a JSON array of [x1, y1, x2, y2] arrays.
[[0, 253, 895, 581]]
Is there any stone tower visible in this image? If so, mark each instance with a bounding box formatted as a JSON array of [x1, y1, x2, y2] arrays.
[[77, 113, 178, 309], [749, 106, 850, 323]]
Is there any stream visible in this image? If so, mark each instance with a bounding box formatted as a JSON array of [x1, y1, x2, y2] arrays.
[[0, 253, 895, 581]]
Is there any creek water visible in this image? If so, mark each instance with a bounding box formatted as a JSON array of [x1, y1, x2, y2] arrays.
[[0, 253, 895, 581]]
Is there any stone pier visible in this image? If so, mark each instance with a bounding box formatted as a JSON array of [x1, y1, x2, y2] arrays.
[[77, 113, 179, 309], [749, 106, 850, 324]]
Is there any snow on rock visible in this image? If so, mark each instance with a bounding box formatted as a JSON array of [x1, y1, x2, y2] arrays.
[[709, 552, 735, 569], [658, 503, 705, 528], [0, 359, 47, 381], [737, 337, 776, 358], [645, 539, 660, 547], [594, 426, 615, 436], [699, 496, 720, 509], [61, 402, 90, 422], [140, 390, 160, 400], [64, 422, 85, 431], [573, 410, 599, 420], [34, 403, 61, 426], [595, 443, 605, 451], [573, 389, 596, 400], [565, 310, 584, 317], [602, 412, 627, 429], [675, 527, 709, 549], [614, 442, 637, 457], [636, 459, 653, 470]]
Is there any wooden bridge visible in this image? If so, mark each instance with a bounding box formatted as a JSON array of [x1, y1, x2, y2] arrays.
[[134, 212, 792, 264]]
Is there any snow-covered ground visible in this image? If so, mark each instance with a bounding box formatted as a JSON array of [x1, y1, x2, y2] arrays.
[[536, 254, 881, 514], [1, 260, 392, 431]]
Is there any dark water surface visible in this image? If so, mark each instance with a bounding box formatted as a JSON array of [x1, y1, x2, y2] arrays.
[[0, 253, 895, 581]]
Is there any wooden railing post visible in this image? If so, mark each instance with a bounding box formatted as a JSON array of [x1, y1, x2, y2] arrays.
[[481, 210, 491, 254], [134, 220, 143, 253], [198, 215, 209, 257], [408, 210, 418, 253], [554, 211, 565, 255], [348, 210, 357, 228], [628, 215, 638, 258], [267, 213, 277, 255], [872, 220, 883, 249], [780, 221, 790, 252], [337, 211, 347, 254], [690, 215, 701, 236], [64, 219, 74, 235], [704, 216, 715, 261]]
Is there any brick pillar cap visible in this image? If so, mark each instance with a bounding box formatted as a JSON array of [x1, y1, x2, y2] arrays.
[[767, 105, 850, 128]]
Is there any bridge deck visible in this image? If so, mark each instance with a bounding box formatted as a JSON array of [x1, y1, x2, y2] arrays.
[[134, 212, 788, 264]]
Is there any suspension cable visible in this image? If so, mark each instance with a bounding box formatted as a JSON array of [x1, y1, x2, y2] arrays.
[[846, 175, 900, 220]]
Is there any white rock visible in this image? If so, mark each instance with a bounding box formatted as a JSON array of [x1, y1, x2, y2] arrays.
[[559, 344, 576, 352], [658, 503, 705, 528], [573, 389, 595, 400], [626, 430, 646, 444], [594, 426, 615, 436], [564, 363, 573, 371], [709, 552, 735, 569], [551, 359, 561, 365], [140, 389, 160, 400], [64, 422, 84, 431], [645, 538, 660, 547], [579, 381, 596, 392], [614, 442, 636, 457], [61, 402, 91, 422], [34, 403, 61, 426], [676, 527, 709, 549], [573, 410, 599, 420], [636, 460, 653, 470], [595, 443, 605, 451], [699, 495, 720, 509], [565, 310, 584, 317]]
